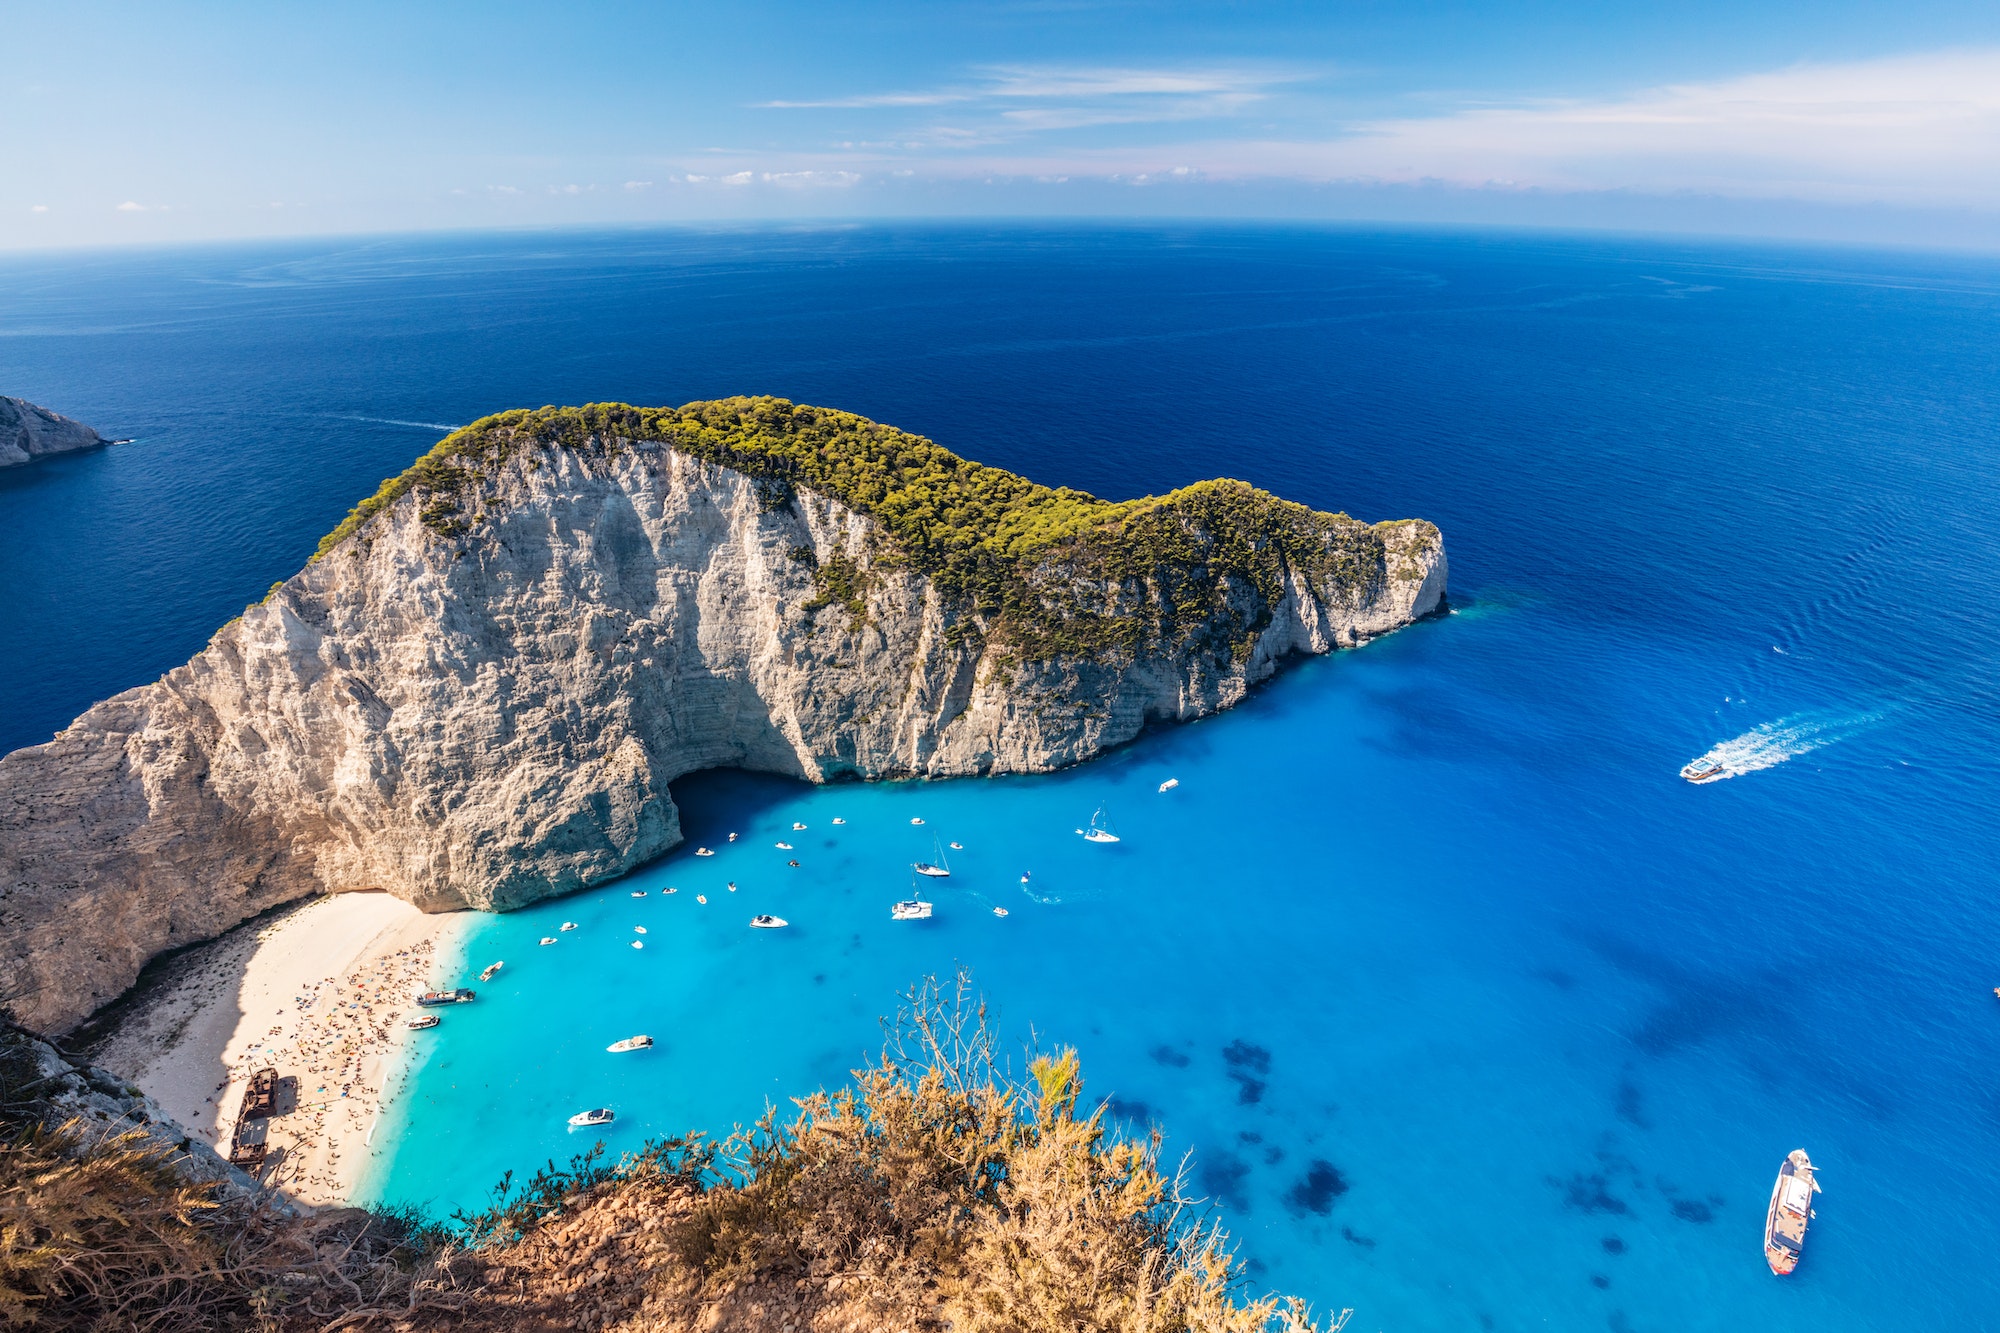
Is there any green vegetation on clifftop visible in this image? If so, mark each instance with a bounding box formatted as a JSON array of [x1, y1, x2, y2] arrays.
[[315, 397, 1425, 662]]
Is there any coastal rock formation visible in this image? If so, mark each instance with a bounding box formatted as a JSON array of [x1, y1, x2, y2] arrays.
[[0, 395, 111, 467], [0, 398, 1445, 1032]]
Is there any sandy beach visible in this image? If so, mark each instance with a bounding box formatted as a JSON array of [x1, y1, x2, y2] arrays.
[[89, 891, 470, 1207]]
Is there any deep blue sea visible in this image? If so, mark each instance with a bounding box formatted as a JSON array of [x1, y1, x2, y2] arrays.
[[4, 225, 1999, 1331]]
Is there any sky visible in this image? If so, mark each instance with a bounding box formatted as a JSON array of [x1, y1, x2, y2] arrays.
[[6, 0, 2000, 250]]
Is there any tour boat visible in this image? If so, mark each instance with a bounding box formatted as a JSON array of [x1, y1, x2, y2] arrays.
[[478, 961, 503, 982], [695, 847, 715, 856], [750, 914, 788, 929], [407, 1015, 440, 1030], [913, 836, 951, 878], [416, 988, 476, 1006], [891, 899, 934, 921], [1080, 806, 1121, 843], [539, 936, 558, 946], [568, 1108, 615, 1128], [1681, 758, 1728, 784], [1159, 778, 1179, 792], [607, 1035, 653, 1053], [1763, 1150, 1821, 1274], [560, 921, 579, 931]]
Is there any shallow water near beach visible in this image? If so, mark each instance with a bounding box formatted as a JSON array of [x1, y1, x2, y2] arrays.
[[4, 225, 1999, 1330]]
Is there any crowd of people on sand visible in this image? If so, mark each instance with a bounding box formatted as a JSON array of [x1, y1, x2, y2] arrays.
[[215, 937, 443, 1202]]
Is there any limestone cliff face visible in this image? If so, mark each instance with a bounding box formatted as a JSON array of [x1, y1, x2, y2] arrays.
[[0, 396, 110, 467], [0, 405, 1444, 1032]]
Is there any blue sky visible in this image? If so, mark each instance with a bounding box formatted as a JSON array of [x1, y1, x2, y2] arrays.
[[6, 0, 2000, 249]]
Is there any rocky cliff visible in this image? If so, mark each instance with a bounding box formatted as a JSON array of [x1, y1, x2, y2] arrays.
[[0, 398, 1445, 1032], [0, 395, 111, 467]]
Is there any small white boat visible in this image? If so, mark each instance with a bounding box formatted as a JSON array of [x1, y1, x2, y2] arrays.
[[633, 925, 647, 934], [1159, 778, 1179, 792], [568, 1108, 615, 1128], [665, 887, 677, 895], [910, 817, 925, 825], [750, 914, 788, 929], [949, 841, 963, 850], [1080, 805, 1120, 843], [607, 1035, 653, 1053], [892, 900, 934, 921], [727, 832, 738, 842], [696, 894, 708, 904], [776, 841, 793, 850], [631, 890, 647, 898], [695, 847, 715, 856], [478, 961, 504, 982], [407, 1015, 440, 1030], [792, 821, 807, 830], [993, 907, 1009, 918], [631, 940, 644, 950], [832, 817, 846, 825], [560, 921, 579, 932], [539, 936, 558, 946], [726, 881, 738, 892]]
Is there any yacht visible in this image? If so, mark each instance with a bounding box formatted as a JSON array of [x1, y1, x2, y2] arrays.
[[607, 1035, 653, 1053], [750, 914, 788, 928], [568, 1108, 615, 1129], [416, 988, 476, 1006], [1763, 1150, 1821, 1275], [1681, 758, 1728, 783], [892, 899, 934, 921], [407, 1015, 441, 1030], [913, 835, 951, 878], [1080, 805, 1121, 843], [478, 961, 503, 982]]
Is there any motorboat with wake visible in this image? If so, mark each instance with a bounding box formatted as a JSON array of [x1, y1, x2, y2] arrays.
[[750, 914, 788, 929], [568, 1108, 615, 1129], [1079, 805, 1121, 843], [1681, 758, 1728, 784], [892, 899, 934, 921], [1764, 1150, 1821, 1274], [607, 1035, 654, 1053]]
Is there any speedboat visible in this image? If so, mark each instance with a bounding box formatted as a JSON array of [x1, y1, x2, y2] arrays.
[[832, 817, 846, 825], [1681, 758, 1728, 784], [407, 1015, 441, 1030], [607, 1035, 653, 1053], [787, 859, 800, 867], [750, 914, 788, 929], [792, 821, 807, 830], [949, 841, 963, 850], [696, 894, 708, 904], [631, 890, 647, 898], [910, 817, 925, 825], [560, 921, 579, 932], [633, 925, 647, 934], [891, 900, 934, 921], [539, 936, 558, 946], [727, 881, 738, 892], [695, 846, 715, 856], [727, 832, 738, 842], [993, 907, 1009, 918], [1080, 805, 1121, 843], [1158, 778, 1179, 792], [630, 941, 644, 949], [478, 961, 503, 982], [568, 1108, 615, 1128], [416, 988, 476, 1006], [776, 841, 793, 850]]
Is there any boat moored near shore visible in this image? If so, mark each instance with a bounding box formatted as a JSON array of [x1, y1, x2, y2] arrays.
[[416, 988, 476, 1006]]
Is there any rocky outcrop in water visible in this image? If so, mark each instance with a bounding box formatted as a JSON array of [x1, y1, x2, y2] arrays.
[[0, 396, 112, 467], [0, 399, 1445, 1032]]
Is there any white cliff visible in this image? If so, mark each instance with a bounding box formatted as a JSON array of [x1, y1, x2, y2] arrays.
[[0, 399, 1444, 1032], [0, 396, 112, 467]]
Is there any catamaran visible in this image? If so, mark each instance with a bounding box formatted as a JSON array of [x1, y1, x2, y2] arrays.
[[607, 1035, 653, 1053], [891, 899, 934, 921], [1080, 805, 1121, 843], [914, 835, 951, 878]]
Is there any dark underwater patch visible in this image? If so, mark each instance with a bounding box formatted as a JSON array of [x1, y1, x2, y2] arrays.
[[1590, 1274, 1610, 1289], [1200, 1151, 1251, 1212], [1601, 1235, 1626, 1255], [1222, 1039, 1271, 1073], [1553, 1172, 1630, 1215], [1669, 1197, 1717, 1224], [1106, 1096, 1151, 1124], [1237, 1130, 1263, 1143], [1614, 1076, 1649, 1129], [1232, 1076, 1267, 1104], [1150, 1044, 1191, 1068], [1341, 1226, 1376, 1249], [1284, 1159, 1348, 1215], [1534, 967, 1578, 990], [1263, 1145, 1285, 1165]]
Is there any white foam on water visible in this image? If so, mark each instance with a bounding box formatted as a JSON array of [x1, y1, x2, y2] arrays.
[[1689, 710, 1882, 779]]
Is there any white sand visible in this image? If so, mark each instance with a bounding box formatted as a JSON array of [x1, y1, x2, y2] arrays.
[[92, 891, 470, 1206]]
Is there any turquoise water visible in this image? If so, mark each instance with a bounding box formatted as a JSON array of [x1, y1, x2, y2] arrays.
[[4, 227, 1999, 1328]]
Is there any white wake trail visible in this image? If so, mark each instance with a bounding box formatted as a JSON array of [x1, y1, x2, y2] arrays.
[[1688, 710, 1882, 780]]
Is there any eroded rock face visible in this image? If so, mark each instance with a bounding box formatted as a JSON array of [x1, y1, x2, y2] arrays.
[[0, 437, 1444, 1032], [0, 396, 109, 467]]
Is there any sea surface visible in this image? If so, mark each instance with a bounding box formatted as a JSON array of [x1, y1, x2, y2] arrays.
[[4, 225, 1999, 1331]]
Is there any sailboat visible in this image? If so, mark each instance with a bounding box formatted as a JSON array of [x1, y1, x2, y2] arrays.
[[913, 835, 951, 878], [1079, 805, 1121, 843]]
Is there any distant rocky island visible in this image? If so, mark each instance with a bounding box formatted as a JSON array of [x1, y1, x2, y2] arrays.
[[0, 395, 115, 467], [0, 397, 1445, 1033]]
